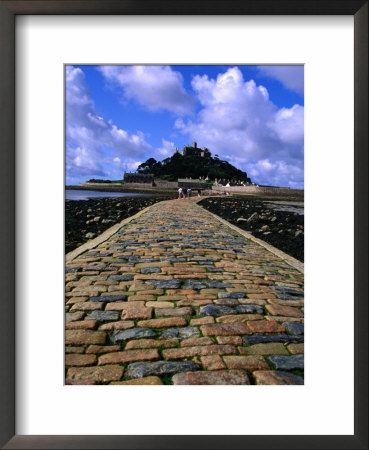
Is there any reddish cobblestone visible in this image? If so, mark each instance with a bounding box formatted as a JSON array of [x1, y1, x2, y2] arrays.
[[137, 317, 187, 328], [125, 338, 178, 349], [66, 365, 124, 383], [181, 337, 214, 347], [65, 320, 97, 330], [201, 355, 226, 370], [216, 314, 264, 323], [65, 330, 106, 345], [146, 301, 174, 308], [98, 349, 159, 365], [162, 345, 236, 359], [265, 304, 304, 317], [86, 345, 121, 354], [172, 370, 251, 385], [216, 336, 243, 345], [70, 302, 104, 311], [66, 346, 85, 354], [65, 354, 97, 366], [98, 321, 135, 331], [190, 317, 215, 326], [287, 343, 304, 354], [253, 370, 304, 385], [247, 320, 286, 333], [239, 343, 289, 355], [201, 323, 250, 336], [122, 306, 153, 320], [223, 355, 269, 370], [111, 376, 163, 385]]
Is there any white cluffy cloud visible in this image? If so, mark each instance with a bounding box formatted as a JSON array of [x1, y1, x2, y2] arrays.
[[176, 67, 304, 188], [66, 66, 152, 184], [156, 139, 176, 157], [99, 65, 195, 116]]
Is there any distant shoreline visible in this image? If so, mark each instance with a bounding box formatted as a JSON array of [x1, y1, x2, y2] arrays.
[[66, 184, 176, 195], [66, 183, 303, 199]]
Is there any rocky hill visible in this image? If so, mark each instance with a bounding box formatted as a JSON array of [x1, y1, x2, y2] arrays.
[[137, 151, 250, 183]]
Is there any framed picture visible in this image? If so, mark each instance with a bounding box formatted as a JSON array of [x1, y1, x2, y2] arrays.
[[1, 1, 367, 449]]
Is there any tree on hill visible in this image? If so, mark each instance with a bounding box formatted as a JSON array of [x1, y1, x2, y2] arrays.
[[137, 152, 250, 183]]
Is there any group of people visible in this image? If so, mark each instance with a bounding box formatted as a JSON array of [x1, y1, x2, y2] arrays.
[[178, 188, 231, 199], [178, 187, 192, 199]]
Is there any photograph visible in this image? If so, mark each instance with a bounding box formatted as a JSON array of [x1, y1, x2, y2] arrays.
[[65, 64, 305, 385], [1, 0, 366, 445]]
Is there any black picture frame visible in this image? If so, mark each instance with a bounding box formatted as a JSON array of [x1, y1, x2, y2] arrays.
[[0, 1, 367, 449]]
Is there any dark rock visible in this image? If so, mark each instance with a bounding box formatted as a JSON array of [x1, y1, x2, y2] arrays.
[[198, 198, 304, 262], [283, 322, 304, 335], [126, 360, 201, 379], [65, 195, 176, 254], [86, 311, 120, 322], [90, 295, 127, 302], [218, 292, 245, 299], [271, 286, 303, 296], [243, 334, 304, 345], [200, 305, 236, 317], [268, 354, 304, 370], [206, 281, 233, 289], [83, 265, 115, 272], [247, 212, 259, 222], [146, 279, 182, 289], [182, 280, 207, 290], [161, 327, 200, 340], [108, 275, 134, 281], [140, 267, 161, 274], [236, 304, 264, 314], [65, 267, 81, 273], [110, 328, 157, 343]]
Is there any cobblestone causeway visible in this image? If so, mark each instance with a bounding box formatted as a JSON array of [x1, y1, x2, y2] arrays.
[[65, 199, 304, 385]]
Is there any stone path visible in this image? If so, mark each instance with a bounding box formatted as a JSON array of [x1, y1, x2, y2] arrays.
[[65, 199, 304, 385]]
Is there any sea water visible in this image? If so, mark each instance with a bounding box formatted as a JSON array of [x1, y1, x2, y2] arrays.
[[65, 190, 154, 201]]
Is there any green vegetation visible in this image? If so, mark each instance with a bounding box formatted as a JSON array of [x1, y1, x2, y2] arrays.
[[110, 179, 124, 184], [86, 178, 112, 183], [137, 151, 250, 182], [86, 178, 124, 184]]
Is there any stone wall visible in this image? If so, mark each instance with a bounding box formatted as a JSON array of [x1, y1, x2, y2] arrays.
[[153, 179, 178, 189], [211, 185, 304, 197], [76, 181, 178, 191]]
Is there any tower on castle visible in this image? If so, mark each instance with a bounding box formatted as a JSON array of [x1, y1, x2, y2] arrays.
[[180, 141, 210, 157]]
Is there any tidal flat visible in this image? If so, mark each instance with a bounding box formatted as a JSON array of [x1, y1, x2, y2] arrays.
[[199, 196, 304, 262], [65, 195, 176, 253]]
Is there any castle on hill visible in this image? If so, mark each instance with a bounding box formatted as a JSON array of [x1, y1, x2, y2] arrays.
[[174, 141, 210, 158]]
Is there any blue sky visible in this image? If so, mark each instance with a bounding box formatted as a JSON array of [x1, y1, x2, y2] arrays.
[[66, 65, 304, 187]]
